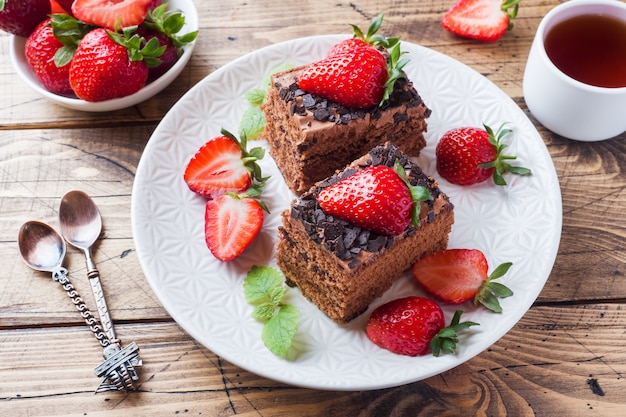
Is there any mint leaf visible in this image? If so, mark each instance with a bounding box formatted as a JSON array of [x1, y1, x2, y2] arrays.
[[244, 266, 300, 358], [238, 106, 266, 140], [239, 63, 294, 140], [245, 88, 267, 106], [243, 265, 284, 304], [262, 304, 299, 357], [252, 302, 276, 320], [261, 62, 294, 87]]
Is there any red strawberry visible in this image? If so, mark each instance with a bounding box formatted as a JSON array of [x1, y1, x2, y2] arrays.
[[71, 0, 153, 31], [411, 249, 514, 313], [51, 0, 74, 15], [69, 27, 164, 101], [317, 162, 431, 236], [204, 192, 266, 262], [139, 4, 198, 81], [297, 14, 407, 109], [0, 0, 50, 37], [442, 0, 520, 42], [298, 46, 388, 109], [184, 129, 267, 199], [435, 123, 531, 186], [25, 19, 74, 95], [366, 296, 479, 356]]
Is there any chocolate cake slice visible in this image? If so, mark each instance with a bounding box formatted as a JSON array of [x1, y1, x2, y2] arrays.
[[276, 142, 454, 324], [262, 65, 431, 195]]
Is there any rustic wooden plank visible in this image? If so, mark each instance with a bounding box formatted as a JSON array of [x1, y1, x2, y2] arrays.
[[1, 304, 624, 416], [1, 127, 170, 326]]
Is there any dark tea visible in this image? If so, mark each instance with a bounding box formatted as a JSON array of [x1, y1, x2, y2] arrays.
[[544, 13, 626, 88]]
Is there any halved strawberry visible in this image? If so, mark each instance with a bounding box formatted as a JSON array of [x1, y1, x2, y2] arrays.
[[441, 0, 520, 42], [366, 297, 479, 357], [50, 0, 74, 15], [411, 249, 514, 313], [184, 129, 266, 199], [317, 161, 431, 236], [71, 0, 153, 31], [204, 191, 266, 262]]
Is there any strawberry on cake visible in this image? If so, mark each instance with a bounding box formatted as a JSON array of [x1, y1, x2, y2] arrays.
[[262, 14, 431, 195], [276, 142, 454, 324]]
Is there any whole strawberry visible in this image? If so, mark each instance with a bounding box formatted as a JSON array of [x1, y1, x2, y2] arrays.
[[25, 19, 73, 95], [435, 123, 530, 186], [317, 162, 431, 236], [442, 0, 520, 42], [297, 14, 408, 109], [366, 296, 479, 356], [412, 249, 514, 313], [0, 0, 50, 37], [69, 27, 164, 101]]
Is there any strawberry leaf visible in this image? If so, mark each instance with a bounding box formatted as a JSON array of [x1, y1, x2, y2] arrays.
[[393, 160, 432, 227], [474, 261, 514, 313], [144, 3, 198, 49], [429, 310, 479, 357], [478, 123, 532, 185]]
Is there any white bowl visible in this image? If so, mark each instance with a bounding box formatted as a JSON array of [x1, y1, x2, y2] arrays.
[[9, 0, 198, 112]]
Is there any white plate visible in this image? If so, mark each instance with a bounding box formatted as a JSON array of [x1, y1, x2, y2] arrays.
[[9, 0, 197, 112], [131, 35, 562, 390]]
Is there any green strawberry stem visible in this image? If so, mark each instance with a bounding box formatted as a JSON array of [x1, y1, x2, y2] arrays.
[[502, 0, 521, 30], [50, 14, 95, 67], [349, 13, 408, 106], [429, 310, 479, 357], [478, 123, 532, 186], [107, 25, 166, 68], [474, 261, 514, 313], [143, 3, 199, 49], [220, 127, 270, 186], [393, 160, 432, 227]]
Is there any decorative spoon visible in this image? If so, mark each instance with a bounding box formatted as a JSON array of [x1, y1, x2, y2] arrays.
[[17, 221, 111, 357], [59, 190, 142, 392]]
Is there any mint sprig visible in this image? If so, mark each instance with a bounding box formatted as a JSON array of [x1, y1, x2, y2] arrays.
[[239, 63, 294, 140], [244, 266, 300, 358]]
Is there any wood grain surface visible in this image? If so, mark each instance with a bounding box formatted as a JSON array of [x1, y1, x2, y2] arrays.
[[2, 0, 626, 416]]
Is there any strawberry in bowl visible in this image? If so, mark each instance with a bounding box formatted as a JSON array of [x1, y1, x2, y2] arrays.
[[9, 0, 198, 112]]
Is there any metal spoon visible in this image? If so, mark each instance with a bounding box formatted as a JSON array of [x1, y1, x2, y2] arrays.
[[59, 190, 142, 391], [58, 190, 115, 343], [17, 221, 111, 355], [18, 220, 67, 278], [59, 190, 142, 392]]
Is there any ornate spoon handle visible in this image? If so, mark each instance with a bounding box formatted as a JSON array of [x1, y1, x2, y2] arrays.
[[53, 267, 110, 348], [86, 265, 116, 343]]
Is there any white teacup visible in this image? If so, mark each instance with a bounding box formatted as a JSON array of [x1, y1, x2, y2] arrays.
[[523, 0, 626, 141]]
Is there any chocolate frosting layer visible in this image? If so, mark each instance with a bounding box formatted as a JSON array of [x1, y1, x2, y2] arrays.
[[289, 143, 453, 266]]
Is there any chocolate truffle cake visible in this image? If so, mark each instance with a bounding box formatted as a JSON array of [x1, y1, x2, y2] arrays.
[[276, 142, 454, 324], [262, 65, 431, 195]]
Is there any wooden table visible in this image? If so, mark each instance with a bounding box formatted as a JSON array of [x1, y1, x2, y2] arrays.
[[2, 1, 625, 415]]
